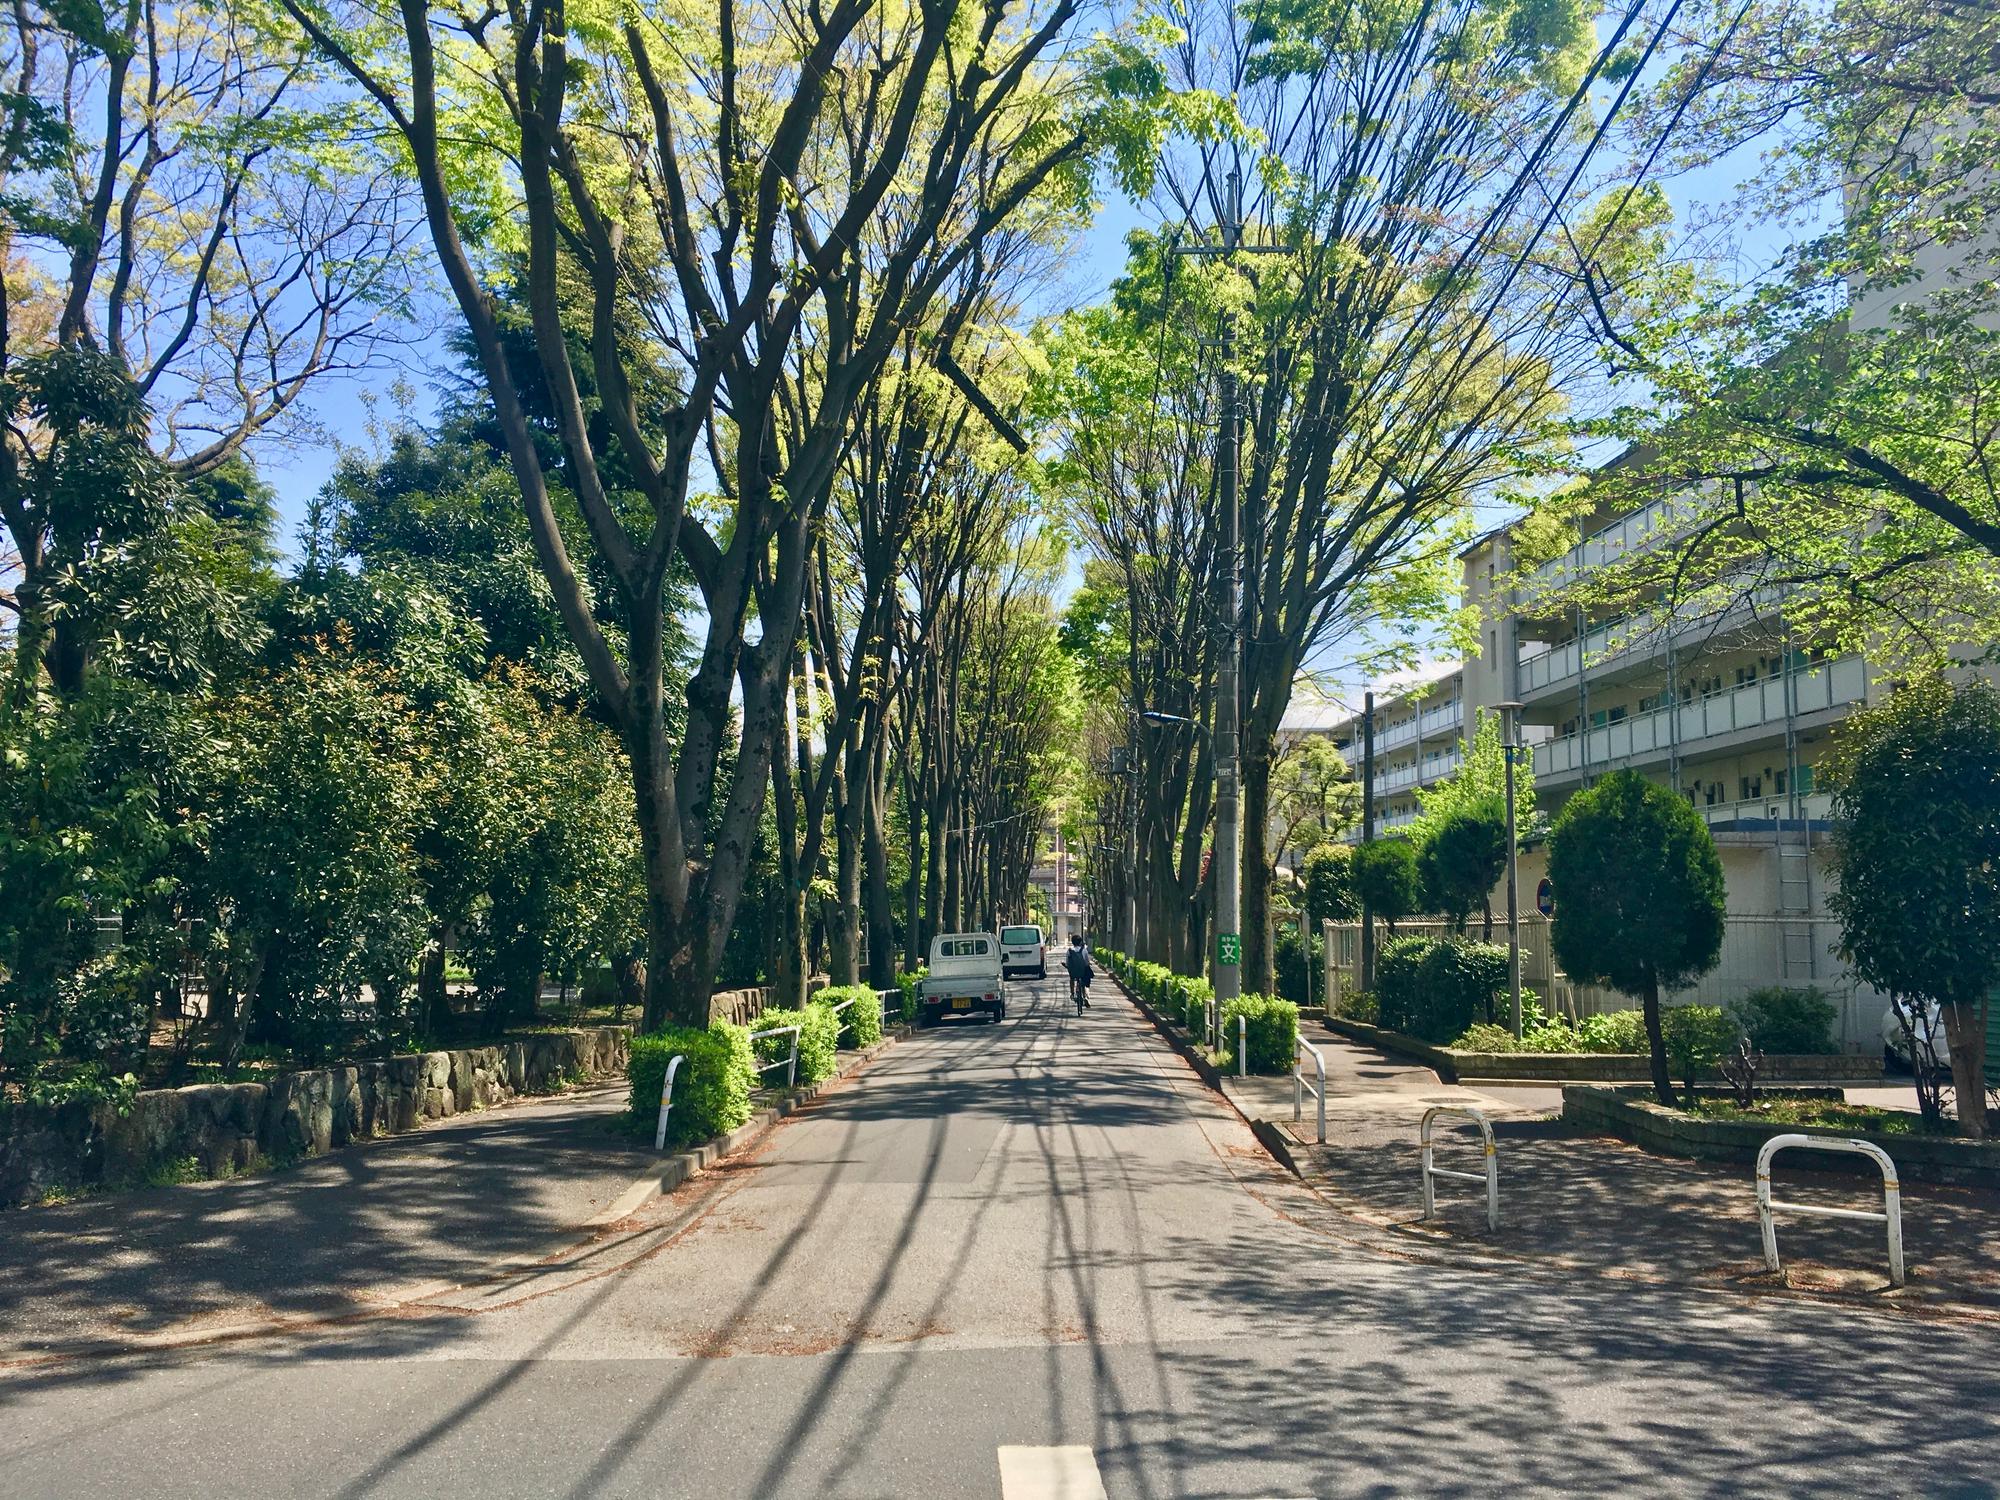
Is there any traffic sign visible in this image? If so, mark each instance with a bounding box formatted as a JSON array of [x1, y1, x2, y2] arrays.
[[1536, 878, 1554, 917], [1217, 933, 1241, 966]]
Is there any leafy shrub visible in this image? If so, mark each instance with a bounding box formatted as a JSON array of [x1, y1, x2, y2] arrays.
[[1218, 994, 1299, 1074], [1339, 989, 1379, 1024], [750, 1004, 840, 1086], [1374, 934, 1437, 1034], [1729, 986, 1838, 1055], [1353, 838, 1424, 929], [1456, 1023, 1519, 1053], [1179, 976, 1213, 1035], [1274, 924, 1323, 1007], [816, 984, 882, 1047], [1576, 1008, 1649, 1054], [1406, 937, 1508, 1044], [628, 1021, 756, 1147], [1663, 1004, 1739, 1096], [895, 969, 925, 1025]]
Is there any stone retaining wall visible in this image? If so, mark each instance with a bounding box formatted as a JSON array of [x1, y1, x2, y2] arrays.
[[1323, 1017, 1880, 1085], [0, 1026, 629, 1208], [1562, 1085, 2000, 1189]]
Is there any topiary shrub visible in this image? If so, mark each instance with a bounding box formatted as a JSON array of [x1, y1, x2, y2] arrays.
[[1663, 1004, 1739, 1100], [1374, 934, 1437, 1035], [816, 984, 883, 1047], [1407, 937, 1509, 1044], [750, 1004, 840, 1086], [895, 969, 926, 1025], [628, 1021, 756, 1146], [1218, 993, 1300, 1074], [1729, 986, 1838, 1055]]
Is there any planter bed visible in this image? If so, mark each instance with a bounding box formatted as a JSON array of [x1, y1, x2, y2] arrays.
[[1563, 1085, 2000, 1189], [1323, 1016, 1881, 1086]]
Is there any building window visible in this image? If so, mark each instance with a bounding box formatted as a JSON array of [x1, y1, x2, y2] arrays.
[[1607, 704, 1628, 724], [1705, 783, 1721, 805], [1798, 763, 1815, 794], [1739, 775, 1762, 800], [1774, 769, 1788, 795], [1590, 709, 1608, 729]]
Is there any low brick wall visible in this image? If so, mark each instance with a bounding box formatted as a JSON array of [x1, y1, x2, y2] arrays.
[[0, 1026, 629, 1207], [1323, 1017, 1880, 1085], [1562, 1085, 2000, 1189]]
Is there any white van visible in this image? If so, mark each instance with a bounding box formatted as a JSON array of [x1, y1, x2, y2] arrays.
[[999, 924, 1047, 979]]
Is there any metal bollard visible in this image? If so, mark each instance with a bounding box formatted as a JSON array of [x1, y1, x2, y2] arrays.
[[1237, 1014, 1247, 1077]]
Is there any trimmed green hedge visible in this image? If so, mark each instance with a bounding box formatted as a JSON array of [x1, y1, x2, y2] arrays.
[[628, 1021, 757, 1147], [1374, 935, 1433, 1036], [817, 984, 883, 1047], [1373, 934, 1509, 1044], [1218, 994, 1299, 1074], [750, 1004, 840, 1086], [1730, 985, 1838, 1054], [895, 969, 925, 1025]]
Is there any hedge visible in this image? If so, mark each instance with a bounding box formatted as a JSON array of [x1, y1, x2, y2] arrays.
[[816, 984, 883, 1047], [1218, 994, 1299, 1074], [1374, 935, 1434, 1035], [628, 1021, 756, 1147], [1729, 986, 1838, 1055], [1372, 934, 1508, 1044], [749, 1004, 840, 1086], [895, 969, 926, 1025]]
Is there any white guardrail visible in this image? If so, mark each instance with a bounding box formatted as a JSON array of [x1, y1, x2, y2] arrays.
[[749, 1023, 802, 1088], [1756, 1133, 1905, 1286], [652, 1053, 687, 1151], [1236, 1014, 1247, 1078], [1421, 1105, 1499, 1231], [1294, 1037, 1326, 1144]]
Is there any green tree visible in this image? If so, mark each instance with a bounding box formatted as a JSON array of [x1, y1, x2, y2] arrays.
[[1352, 839, 1422, 936], [1417, 799, 1509, 936], [1826, 678, 2000, 1137], [1301, 842, 1358, 927], [1548, 769, 1726, 1106]]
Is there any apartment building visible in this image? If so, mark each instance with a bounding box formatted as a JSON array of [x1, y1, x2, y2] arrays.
[[1030, 828, 1084, 944], [1294, 497, 1890, 1048]]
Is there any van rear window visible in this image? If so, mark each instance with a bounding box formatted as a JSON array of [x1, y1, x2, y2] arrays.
[[1000, 927, 1041, 945], [943, 938, 990, 957]]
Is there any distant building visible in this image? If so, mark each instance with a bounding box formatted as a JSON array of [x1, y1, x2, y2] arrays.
[[1030, 828, 1084, 944]]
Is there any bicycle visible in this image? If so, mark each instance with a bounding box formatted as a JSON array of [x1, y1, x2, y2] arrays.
[[1070, 973, 1091, 1013]]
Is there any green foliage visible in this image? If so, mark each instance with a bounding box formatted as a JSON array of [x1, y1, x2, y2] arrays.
[[1178, 974, 1214, 1034], [750, 1005, 840, 1087], [1574, 1009, 1649, 1054], [1416, 797, 1508, 932], [628, 1023, 757, 1147], [1373, 935, 1435, 1036], [1273, 924, 1322, 1007], [1301, 843, 1358, 925], [1548, 769, 1726, 1098], [817, 985, 883, 1047], [1729, 987, 1838, 1056], [895, 970, 926, 1026], [1414, 711, 1535, 840], [1352, 839, 1423, 928], [1661, 1005, 1739, 1097], [1339, 989, 1379, 1025], [1218, 994, 1298, 1075], [1453, 1002, 1650, 1055]]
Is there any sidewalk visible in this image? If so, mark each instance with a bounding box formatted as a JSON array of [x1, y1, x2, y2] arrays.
[[1223, 1020, 2000, 1315]]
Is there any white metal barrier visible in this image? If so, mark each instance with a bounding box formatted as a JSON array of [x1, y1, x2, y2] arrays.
[[1294, 1037, 1326, 1144], [652, 1053, 686, 1151], [1236, 1014, 1247, 1077], [749, 1023, 802, 1088], [1756, 1133, 1905, 1286], [1421, 1105, 1498, 1231], [1205, 998, 1217, 1052]]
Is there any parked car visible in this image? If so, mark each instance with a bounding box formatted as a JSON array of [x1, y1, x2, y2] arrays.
[[999, 924, 1047, 979], [1881, 997, 1950, 1072], [919, 933, 1007, 1025]]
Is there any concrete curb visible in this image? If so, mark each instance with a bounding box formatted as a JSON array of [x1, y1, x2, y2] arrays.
[[1112, 976, 1306, 1180], [589, 1026, 907, 1227]]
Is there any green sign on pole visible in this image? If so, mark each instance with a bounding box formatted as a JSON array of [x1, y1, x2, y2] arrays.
[[1217, 933, 1241, 967]]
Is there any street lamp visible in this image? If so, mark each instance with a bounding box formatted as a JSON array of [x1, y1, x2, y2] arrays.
[[1495, 701, 1524, 1039]]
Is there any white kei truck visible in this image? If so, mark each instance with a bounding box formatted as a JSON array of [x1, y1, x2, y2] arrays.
[[918, 933, 1007, 1026]]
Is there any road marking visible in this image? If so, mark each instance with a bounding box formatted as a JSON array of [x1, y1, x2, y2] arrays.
[[997, 1446, 1109, 1500]]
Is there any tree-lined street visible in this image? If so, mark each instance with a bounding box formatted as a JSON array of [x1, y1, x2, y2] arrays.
[[5, 981, 1997, 1497]]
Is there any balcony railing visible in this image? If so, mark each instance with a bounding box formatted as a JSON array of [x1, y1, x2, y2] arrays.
[[1535, 657, 1868, 780], [1530, 489, 1713, 590], [1378, 761, 1423, 794], [1418, 701, 1461, 737], [1698, 790, 1834, 827], [1373, 717, 1420, 753], [1518, 578, 1792, 698]]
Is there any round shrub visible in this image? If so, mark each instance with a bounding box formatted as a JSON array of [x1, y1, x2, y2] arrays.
[[750, 1004, 840, 1086], [1662, 1003, 1739, 1095], [628, 1021, 756, 1147], [1374, 934, 1436, 1034], [1406, 937, 1509, 1044], [1219, 993, 1299, 1074], [816, 984, 883, 1047], [1728, 985, 1837, 1055]]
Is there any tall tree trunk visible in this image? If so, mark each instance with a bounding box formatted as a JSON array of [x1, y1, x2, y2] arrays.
[[865, 743, 896, 987], [418, 925, 452, 1036], [770, 722, 808, 1008], [1945, 999, 1991, 1139], [829, 753, 862, 985], [1241, 729, 1277, 996], [1643, 973, 1677, 1107]]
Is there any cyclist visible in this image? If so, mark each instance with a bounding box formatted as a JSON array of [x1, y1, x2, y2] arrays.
[[1063, 934, 1094, 1012]]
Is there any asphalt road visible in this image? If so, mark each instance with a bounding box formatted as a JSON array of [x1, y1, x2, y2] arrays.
[[3, 975, 1997, 1498]]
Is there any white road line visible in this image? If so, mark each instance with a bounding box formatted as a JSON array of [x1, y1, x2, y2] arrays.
[[996, 1445, 1110, 1500]]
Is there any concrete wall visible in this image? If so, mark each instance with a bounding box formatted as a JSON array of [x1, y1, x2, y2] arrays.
[[0, 1027, 629, 1208]]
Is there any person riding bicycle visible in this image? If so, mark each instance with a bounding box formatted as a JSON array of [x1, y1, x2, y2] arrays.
[[1063, 935, 1093, 1010]]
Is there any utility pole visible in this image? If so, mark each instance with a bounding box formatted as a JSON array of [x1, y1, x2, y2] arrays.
[[1359, 688, 1377, 992], [1212, 166, 1244, 1016], [1497, 701, 1523, 1038]]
